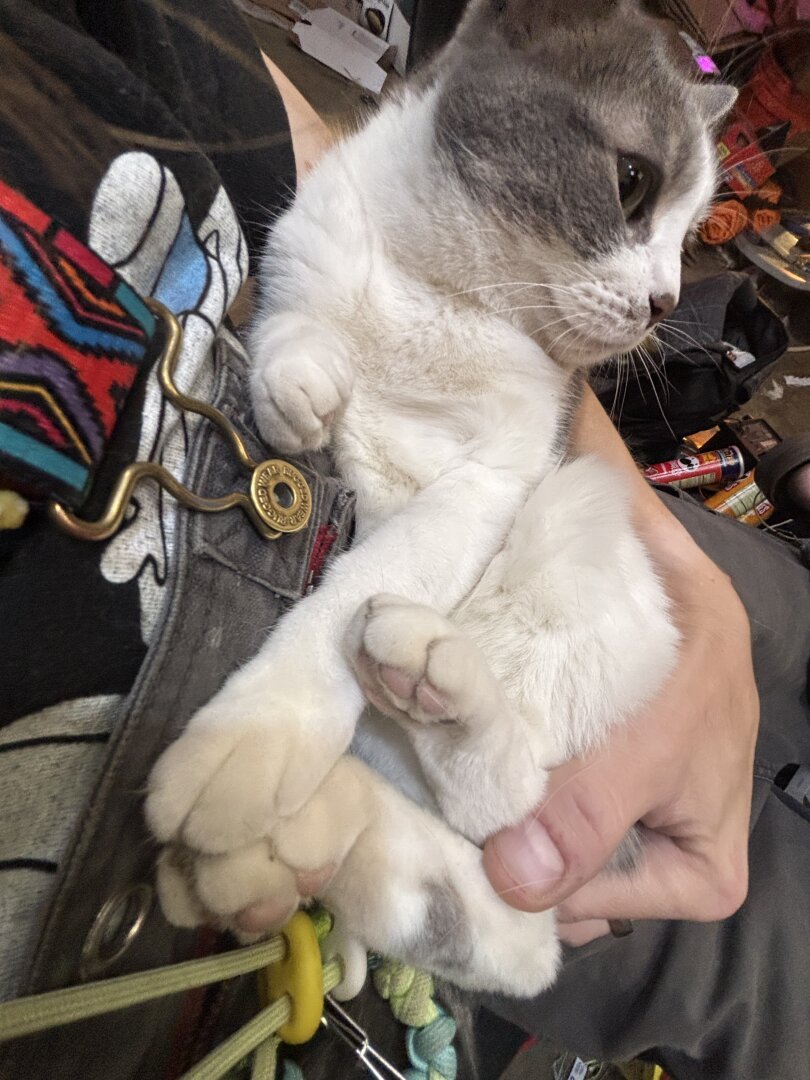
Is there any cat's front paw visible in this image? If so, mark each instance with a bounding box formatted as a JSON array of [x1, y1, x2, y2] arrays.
[[250, 315, 353, 452], [345, 593, 499, 728], [346, 594, 543, 841]]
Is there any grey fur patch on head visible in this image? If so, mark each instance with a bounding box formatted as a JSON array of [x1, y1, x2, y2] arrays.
[[431, 0, 728, 258], [408, 880, 474, 970]]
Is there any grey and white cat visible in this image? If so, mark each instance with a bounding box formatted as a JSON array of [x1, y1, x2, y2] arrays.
[[146, 0, 735, 998]]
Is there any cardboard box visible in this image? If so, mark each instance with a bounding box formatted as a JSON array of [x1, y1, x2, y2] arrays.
[[236, 0, 295, 30], [360, 0, 410, 76], [291, 7, 396, 93], [241, 0, 362, 27], [717, 115, 776, 195]]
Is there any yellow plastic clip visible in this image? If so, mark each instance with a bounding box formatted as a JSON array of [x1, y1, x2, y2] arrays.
[[259, 912, 324, 1045]]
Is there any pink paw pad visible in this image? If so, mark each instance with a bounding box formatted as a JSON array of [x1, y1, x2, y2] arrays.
[[378, 664, 416, 700]]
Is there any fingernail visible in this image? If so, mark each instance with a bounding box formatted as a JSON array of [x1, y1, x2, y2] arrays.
[[493, 819, 564, 899]]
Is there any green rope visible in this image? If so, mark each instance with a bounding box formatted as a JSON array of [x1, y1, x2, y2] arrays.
[[307, 906, 333, 941], [187, 957, 341, 1080], [372, 959, 457, 1080], [250, 1036, 280, 1080], [0, 937, 284, 1043], [185, 999, 291, 1080], [0, 898, 455, 1080]]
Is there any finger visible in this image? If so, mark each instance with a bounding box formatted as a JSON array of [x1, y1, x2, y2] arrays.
[[484, 742, 654, 912], [557, 831, 749, 923]]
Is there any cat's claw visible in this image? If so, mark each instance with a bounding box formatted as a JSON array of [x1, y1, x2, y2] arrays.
[[250, 318, 353, 452]]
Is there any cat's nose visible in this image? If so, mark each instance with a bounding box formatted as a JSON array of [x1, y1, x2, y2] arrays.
[[648, 294, 676, 327]]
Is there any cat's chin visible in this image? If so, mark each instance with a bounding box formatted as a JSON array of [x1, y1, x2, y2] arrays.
[[543, 332, 648, 369]]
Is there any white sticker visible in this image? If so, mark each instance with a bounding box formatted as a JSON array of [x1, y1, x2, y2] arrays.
[[568, 1060, 588, 1080], [727, 348, 756, 369]]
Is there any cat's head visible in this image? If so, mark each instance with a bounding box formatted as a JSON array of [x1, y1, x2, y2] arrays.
[[429, 0, 736, 366]]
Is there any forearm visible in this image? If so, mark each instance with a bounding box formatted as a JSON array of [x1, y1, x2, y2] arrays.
[[572, 389, 717, 580], [572, 387, 677, 527], [261, 54, 333, 178], [571, 386, 746, 631]]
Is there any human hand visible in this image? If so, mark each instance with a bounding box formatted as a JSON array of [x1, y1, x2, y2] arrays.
[[482, 518, 759, 942]]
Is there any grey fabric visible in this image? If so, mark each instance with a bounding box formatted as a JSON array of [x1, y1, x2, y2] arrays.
[[0, 334, 355, 1080], [489, 489, 810, 1080], [0, 695, 120, 1001]]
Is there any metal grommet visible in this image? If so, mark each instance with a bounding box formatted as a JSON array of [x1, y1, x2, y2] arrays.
[[250, 459, 312, 534], [79, 883, 154, 981]]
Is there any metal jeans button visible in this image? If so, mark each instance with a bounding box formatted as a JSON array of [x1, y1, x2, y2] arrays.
[[79, 883, 153, 980]]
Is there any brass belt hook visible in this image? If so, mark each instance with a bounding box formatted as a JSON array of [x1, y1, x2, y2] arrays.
[[49, 298, 312, 542]]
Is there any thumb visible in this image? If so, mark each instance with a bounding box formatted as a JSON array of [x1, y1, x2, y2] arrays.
[[483, 748, 651, 912]]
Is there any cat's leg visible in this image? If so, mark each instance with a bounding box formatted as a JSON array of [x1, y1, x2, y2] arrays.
[[146, 462, 527, 858], [348, 458, 679, 844], [346, 594, 544, 843], [157, 755, 560, 998], [249, 311, 353, 452], [247, 164, 378, 453]]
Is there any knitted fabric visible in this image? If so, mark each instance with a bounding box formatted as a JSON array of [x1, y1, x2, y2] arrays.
[[372, 959, 457, 1080]]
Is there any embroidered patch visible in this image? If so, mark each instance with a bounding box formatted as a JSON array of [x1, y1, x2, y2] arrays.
[[0, 179, 156, 506]]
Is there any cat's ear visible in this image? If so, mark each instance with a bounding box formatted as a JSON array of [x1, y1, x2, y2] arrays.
[[692, 83, 738, 126]]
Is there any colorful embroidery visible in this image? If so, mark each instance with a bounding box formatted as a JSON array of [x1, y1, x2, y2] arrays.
[[0, 178, 156, 505]]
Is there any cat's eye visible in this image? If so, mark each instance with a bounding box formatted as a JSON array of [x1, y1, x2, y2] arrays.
[[617, 155, 655, 221]]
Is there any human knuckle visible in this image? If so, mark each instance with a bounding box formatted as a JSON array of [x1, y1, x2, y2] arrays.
[[548, 789, 621, 882], [699, 855, 749, 920]]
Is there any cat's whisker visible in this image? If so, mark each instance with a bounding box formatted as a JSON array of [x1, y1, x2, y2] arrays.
[[446, 280, 585, 300], [720, 145, 804, 175], [657, 321, 723, 370], [540, 322, 582, 361], [615, 351, 631, 429], [630, 339, 670, 400], [556, 318, 607, 367], [490, 303, 565, 317], [608, 352, 626, 423], [632, 347, 677, 443]]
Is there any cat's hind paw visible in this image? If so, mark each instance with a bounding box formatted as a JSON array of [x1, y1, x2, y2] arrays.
[[154, 755, 375, 937], [154, 755, 562, 999]]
